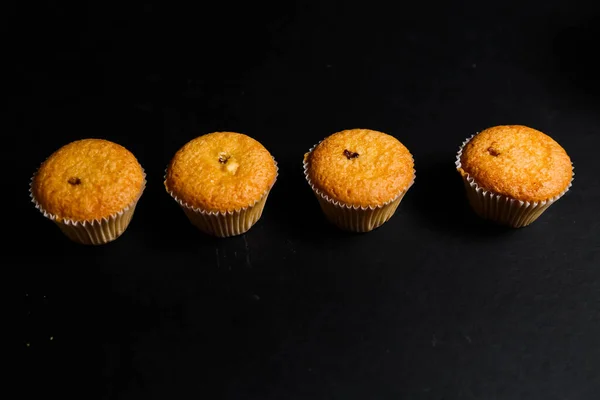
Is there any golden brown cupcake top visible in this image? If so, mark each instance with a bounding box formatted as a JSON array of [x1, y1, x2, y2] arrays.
[[458, 125, 572, 202], [32, 139, 145, 222], [165, 132, 277, 212], [305, 129, 414, 207]]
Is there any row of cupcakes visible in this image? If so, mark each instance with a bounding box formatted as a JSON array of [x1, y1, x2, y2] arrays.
[[30, 126, 574, 245]]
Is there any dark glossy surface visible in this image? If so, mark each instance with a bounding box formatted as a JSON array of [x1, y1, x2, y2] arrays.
[[13, 1, 600, 398]]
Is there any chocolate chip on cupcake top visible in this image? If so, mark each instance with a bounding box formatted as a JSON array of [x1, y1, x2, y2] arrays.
[[305, 129, 414, 207], [458, 125, 572, 202]]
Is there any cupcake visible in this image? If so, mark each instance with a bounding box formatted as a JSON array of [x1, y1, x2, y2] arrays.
[[456, 125, 573, 227], [164, 132, 278, 237], [30, 139, 146, 245], [303, 129, 415, 232]]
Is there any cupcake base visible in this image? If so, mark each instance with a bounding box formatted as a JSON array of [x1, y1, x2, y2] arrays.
[[460, 175, 564, 228], [315, 191, 409, 232], [179, 192, 271, 237], [54, 204, 140, 245]]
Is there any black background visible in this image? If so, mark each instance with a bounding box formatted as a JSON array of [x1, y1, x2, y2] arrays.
[[12, 0, 600, 398]]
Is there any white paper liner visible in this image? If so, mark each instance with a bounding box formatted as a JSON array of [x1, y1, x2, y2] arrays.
[[303, 141, 415, 232], [164, 158, 278, 238], [30, 169, 146, 245], [456, 134, 574, 228]]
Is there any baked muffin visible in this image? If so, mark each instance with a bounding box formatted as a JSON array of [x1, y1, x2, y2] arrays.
[[31, 139, 146, 244], [456, 125, 573, 227], [165, 132, 277, 237], [304, 129, 415, 232]]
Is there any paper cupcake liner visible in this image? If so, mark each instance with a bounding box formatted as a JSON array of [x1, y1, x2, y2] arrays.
[[456, 134, 574, 228], [303, 142, 415, 232], [30, 170, 146, 245], [164, 159, 278, 238]]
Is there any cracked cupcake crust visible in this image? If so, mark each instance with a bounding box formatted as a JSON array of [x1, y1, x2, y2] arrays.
[[458, 125, 572, 203], [165, 132, 277, 212]]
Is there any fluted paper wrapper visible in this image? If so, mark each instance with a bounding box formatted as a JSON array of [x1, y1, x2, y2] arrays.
[[30, 172, 146, 245], [303, 143, 415, 232], [165, 160, 277, 238], [456, 135, 574, 228]]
